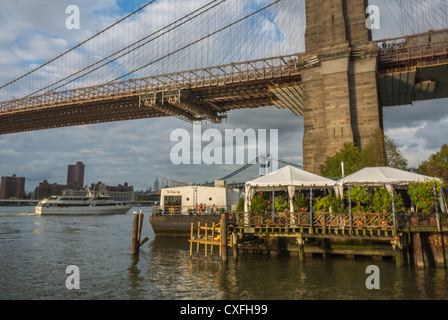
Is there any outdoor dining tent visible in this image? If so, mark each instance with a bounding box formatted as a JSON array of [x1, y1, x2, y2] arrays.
[[336, 167, 442, 188], [335, 166, 446, 212], [244, 165, 336, 212]]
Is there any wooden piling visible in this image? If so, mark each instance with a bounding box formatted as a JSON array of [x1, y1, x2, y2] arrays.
[[138, 212, 144, 243], [132, 211, 146, 255], [232, 230, 239, 261], [297, 234, 305, 262], [189, 223, 194, 257], [132, 213, 140, 255], [221, 212, 228, 263]]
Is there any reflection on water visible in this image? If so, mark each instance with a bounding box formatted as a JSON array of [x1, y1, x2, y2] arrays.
[[1, 206, 448, 300]]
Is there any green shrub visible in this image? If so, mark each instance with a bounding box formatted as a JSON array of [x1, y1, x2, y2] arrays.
[[346, 186, 370, 213], [372, 188, 404, 213], [293, 193, 309, 212], [250, 193, 268, 213], [408, 181, 442, 214]]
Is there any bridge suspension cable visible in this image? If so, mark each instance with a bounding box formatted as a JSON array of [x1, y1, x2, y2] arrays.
[[0, 0, 157, 93], [379, 0, 448, 36], [0, 0, 305, 102]]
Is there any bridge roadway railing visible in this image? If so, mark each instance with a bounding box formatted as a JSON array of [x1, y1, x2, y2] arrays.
[[0, 54, 300, 114], [378, 28, 448, 66]]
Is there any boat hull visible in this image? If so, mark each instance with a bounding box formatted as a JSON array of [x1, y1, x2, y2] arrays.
[[150, 215, 221, 237], [35, 205, 133, 215]]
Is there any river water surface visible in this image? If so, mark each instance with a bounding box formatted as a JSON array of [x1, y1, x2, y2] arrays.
[[1, 206, 448, 300]]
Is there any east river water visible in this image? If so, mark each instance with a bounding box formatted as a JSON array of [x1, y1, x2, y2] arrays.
[[1, 206, 448, 301]]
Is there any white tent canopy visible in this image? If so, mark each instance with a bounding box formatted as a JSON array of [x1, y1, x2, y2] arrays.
[[336, 167, 442, 187], [336, 167, 446, 213], [244, 166, 336, 212]]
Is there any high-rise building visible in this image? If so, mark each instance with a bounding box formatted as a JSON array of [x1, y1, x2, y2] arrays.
[[0, 174, 26, 199], [154, 177, 159, 192], [67, 162, 85, 187]]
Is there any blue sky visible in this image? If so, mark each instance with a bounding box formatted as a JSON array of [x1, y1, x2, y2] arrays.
[[0, 0, 447, 193], [117, 0, 150, 13]]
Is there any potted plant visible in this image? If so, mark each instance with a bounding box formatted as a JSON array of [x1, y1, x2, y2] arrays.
[[408, 181, 441, 224], [293, 193, 309, 213], [372, 188, 404, 213], [236, 198, 245, 212], [346, 186, 370, 213]]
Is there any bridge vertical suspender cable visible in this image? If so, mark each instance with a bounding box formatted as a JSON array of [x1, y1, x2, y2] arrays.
[[0, 0, 157, 93]]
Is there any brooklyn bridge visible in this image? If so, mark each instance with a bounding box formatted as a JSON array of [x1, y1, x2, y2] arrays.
[[1, 0, 447, 173]]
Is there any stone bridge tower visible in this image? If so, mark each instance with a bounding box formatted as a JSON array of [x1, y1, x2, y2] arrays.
[[299, 0, 381, 174]]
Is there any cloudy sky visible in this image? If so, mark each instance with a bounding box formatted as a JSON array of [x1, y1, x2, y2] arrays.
[[0, 0, 447, 193]]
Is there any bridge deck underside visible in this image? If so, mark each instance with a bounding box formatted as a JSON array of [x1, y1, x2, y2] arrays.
[[0, 78, 300, 134], [378, 62, 448, 107]]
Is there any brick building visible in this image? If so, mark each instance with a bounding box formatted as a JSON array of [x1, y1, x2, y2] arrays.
[[0, 174, 26, 199], [67, 161, 85, 187]]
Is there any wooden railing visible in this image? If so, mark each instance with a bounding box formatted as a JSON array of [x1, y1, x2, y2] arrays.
[[231, 211, 396, 230], [230, 211, 448, 234]]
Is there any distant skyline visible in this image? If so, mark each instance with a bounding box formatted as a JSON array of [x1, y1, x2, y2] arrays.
[[0, 0, 447, 193]]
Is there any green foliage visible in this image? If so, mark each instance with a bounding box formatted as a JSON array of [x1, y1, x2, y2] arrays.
[[313, 197, 329, 212], [313, 194, 342, 213], [236, 197, 245, 212], [385, 136, 408, 170], [320, 130, 408, 178], [327, 193, 344, 213], [361, 128, 387, 168], [320, 143, 362, 178], [293, 193, 309, 212], [346, 186, 370, 213], [372, 188, 404, 213], [250, 193, 268, 214], [419, 144, 448, 185], [408, 181, 442, 214], [274, 195, 289, 212]]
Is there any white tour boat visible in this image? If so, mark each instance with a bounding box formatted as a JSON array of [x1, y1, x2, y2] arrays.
[[35, 195, 133, 215]]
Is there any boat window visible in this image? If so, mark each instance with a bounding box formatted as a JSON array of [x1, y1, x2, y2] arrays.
[[93, 197, 110, 200]]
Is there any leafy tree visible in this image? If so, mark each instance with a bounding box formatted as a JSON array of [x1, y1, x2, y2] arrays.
[[361, 128, 387, 168], [321, 130, 408, 177], [320, 143, 363, 177], [419, 144, 448, 184], [385, 135, 408, 170]]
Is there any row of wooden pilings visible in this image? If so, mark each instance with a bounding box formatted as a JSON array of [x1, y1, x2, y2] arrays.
[[189, 213, 238, 263]]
